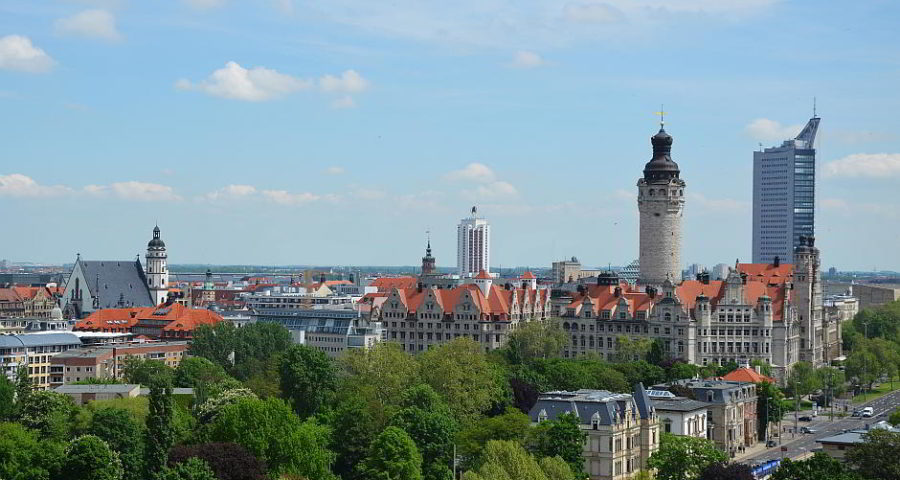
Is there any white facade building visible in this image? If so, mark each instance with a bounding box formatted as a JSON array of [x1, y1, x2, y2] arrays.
[[457, 206, 491, 277], [146, 225, 169, 306]]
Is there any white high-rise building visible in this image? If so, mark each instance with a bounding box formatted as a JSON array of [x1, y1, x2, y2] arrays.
[[146, 225, 169, 306], [457, 206, 491, 277]]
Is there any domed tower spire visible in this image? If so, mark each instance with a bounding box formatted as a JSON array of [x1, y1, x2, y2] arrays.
[[637, 111, 686, 287], [146, 224, 169, 305]]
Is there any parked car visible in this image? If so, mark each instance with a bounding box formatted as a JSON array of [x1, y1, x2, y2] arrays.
[[766, 440, 778, 448], [800, 427, 818, 434], [799, 416, 813, 422], [852, 410, 862, 417], [862, 407, 874, 418]]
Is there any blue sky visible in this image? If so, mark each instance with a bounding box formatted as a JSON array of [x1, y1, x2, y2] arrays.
[[1, 0, 898, 270]]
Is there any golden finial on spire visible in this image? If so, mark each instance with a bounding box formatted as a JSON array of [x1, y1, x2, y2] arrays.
[[654, 104, 666, 128]]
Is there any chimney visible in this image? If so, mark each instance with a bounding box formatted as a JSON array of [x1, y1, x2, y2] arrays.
[[614, 286, 622, 297], [773, 256, 780, 267], [753, 365, 761, 374], [646, 286, 657, 298], [740, 272, 748, 285]]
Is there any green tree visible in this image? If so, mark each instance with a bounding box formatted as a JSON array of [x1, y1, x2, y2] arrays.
[[279, 344, 338, 418], [122, 356, 174, 386], [889, 408, 900, 427], [328, 395, 380, 480], [612, 361, 665, 389], [756, 381, 785, 440], [145, 378, 176, 480], [419, 338, 506, 423], [528, 412, 586, 476], [17, 390, 76, 441], [538, 456, 575, 480], [173, 356, 240, 403], [463, 440, 570, 480], [666, 361, 703, 382], [62, 435, 124, 480], [787, 361, 822, 399], [189, 322, 292, 381], [88, 407, 145, 480], [647, 339, 666, 365], [647, 433, 726, 480], [457, 408, 532, 469], [846, 429, 900, 480], [339, 342, 421, 413], [206, 396, 335, 478], [391, 385, 457, 480], [772, 452, 862, 480], [503, 321, 566, 365], [0, 421, 63, 480], [359, 426, 423, 480], [816, 366, 846, 405], [160, 458, 218, 480], [15, 365, 32, 405], [0, 375, 15, 420], [750, 359, 774, 378], [846, 343, 879, 393], [194, 387, 257, 425], [615, 336, 652, 362]]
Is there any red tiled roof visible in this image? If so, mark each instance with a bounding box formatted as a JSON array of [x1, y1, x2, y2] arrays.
[[738, 263, 793, 285], [75, 303, 223, 336], [475, 270, 492, 280], [386, 283, 549, 320], [521, 271, 536, 279], [722, 367, 775, 384]]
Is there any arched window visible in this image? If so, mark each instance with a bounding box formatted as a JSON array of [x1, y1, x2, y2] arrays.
[[664, 312, 672, 322], [649, 189, 655, 196]]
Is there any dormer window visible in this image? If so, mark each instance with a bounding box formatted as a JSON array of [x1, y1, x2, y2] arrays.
[[591, 412, 601, 430], [538, 410, 548, 423]]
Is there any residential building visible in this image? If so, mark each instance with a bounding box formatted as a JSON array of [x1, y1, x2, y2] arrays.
[[637, 122, 686, 286], [752, 115, 819, 264], [457, 206, 490, 277], [253, 308, 382, 358], [378, 271, 551, 354], [0, 332, 83, 389], [825, 282, 899, 309], [647, 390, 710, 439], [49, 341, 189, 386], [0, 286, 58, 318], [74, 302, 222, 340], [654, 379, 757, 456], [244, 284, 356, 311], [0, 288, 26, 317], [528, 384, 659, 480], [553, 257, 583, 284]]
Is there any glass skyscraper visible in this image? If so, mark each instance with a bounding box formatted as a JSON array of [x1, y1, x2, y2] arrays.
[[752, 116, 820, 264]]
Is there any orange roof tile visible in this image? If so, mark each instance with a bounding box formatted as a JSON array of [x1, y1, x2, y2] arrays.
[[521, 271, 536, 279], [722, 367, 775, 384], [371, 277, 419, 292], [475, 270, 492, 280]]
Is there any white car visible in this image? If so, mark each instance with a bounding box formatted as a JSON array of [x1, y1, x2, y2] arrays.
[[861, 407, 874, 418]]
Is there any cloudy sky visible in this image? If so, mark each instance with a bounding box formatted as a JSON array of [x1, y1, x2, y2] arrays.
[[1, 0, 898, 270]]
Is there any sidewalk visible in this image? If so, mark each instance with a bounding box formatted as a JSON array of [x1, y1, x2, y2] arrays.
[[733, 442, 769, 462]]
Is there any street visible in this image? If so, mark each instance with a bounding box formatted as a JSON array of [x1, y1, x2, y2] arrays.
[[744, 388, 900, 464]]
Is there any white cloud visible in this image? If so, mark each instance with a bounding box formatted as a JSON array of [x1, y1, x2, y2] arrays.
[[324, 166, 346, 175], [744, 118, 803, 143], [472, 181, 518, 198], [178, 63, 369, 104], [183, 0, 226, 9], [0, 35, 55, 73], [0, 174, 71, 197], [55, 9, 122, 41], [176, 61, 312, 101], [332, 96, 356, 109], [509, 51, 544, 69], [445, 163, 496, 183], [319, 70, 369, 93], [87, 181, 182, 201], [262, 190, 321, 206], [563, 2, 624, 23], [823, 153, 900, 179], [205, 184, 258, 201], [274, 0, 294, 14]]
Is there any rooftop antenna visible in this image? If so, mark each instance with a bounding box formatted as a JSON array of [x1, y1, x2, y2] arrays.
[[813, 97, 817, 118]]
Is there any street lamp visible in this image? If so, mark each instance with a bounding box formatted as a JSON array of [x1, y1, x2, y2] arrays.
[[11, 334, 29, 389]]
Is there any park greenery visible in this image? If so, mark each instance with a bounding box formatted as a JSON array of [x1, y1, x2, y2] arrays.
[[1, 299, 900, 480]]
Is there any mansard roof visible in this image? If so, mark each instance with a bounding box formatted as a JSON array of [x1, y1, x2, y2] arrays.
[[385, 283, 549, 318], [737, 263, 794, 285]]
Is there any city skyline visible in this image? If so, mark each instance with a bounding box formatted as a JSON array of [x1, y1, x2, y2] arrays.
[[1, 1, 899, 270]]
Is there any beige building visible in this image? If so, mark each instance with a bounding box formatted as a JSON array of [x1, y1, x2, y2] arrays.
[[55, 383, 141, 405], [828, 282, 899, 310], [0, 333, 82, 390], [48, 341, 189, 387], [654, 379, 757, 456], [529, 385, 659, 480], [377, 271, 551, 353]]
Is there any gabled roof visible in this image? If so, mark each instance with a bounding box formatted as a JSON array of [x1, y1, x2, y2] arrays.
[[521, 271, 536, 279], [475, 270, 492, 280], [76, 259, 154, 308], [0, 288, 24, 303], [371, 277, 418, 292], [737, 263, 793, 285]]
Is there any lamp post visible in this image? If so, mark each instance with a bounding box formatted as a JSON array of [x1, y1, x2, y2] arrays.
[[12, 334, 29, 388]]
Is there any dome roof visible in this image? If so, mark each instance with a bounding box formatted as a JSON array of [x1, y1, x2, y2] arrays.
[[643, 127, 680, 181], [148, 225, 165, 248], [50, 306, 63, 320]]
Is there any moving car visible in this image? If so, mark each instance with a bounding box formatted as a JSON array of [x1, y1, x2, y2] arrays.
[[799, 416, 813, 422], [861, 407, 874, 418], [800, 426, 818, 434]]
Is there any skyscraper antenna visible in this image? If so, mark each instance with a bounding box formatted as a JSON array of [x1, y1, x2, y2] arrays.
[[813, 97, 817, 118]]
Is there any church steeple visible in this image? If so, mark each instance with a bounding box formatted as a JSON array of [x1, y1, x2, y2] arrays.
[[421, 231, 436, 275], [146, 225, 169, 305]]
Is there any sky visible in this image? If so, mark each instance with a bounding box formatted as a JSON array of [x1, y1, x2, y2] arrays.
[[1, 0, 899, 271]]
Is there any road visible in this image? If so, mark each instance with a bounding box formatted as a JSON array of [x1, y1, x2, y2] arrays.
[[744, 388, 900, 464]]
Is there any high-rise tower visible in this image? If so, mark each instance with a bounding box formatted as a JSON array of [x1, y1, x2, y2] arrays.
[[457, 206, 490, 277], [146, 225, 169, 305], [637, 123, 686, 287], [421, 234, 436, 275], [752, 115, 820, 264]]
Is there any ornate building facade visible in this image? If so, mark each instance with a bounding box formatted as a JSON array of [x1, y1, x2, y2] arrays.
[[146, 225, 170, 306]]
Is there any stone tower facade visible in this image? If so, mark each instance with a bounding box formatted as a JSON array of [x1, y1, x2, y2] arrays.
[[421, 237, 436, 275], [637, 125, 686, 287], [793, 235, 824, 365], [146, 225, 169, 306]]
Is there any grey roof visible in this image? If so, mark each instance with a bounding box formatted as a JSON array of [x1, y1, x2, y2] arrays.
[[528, 389, 640, 427], [79, 259, 153, 308], [633, 383, 653, 419], [55, 384, 140, 394], [652, 397, 711, 412], [0, 332, 82, 348], [139, 387, 194, 396], [817, 431, 866, 445]]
